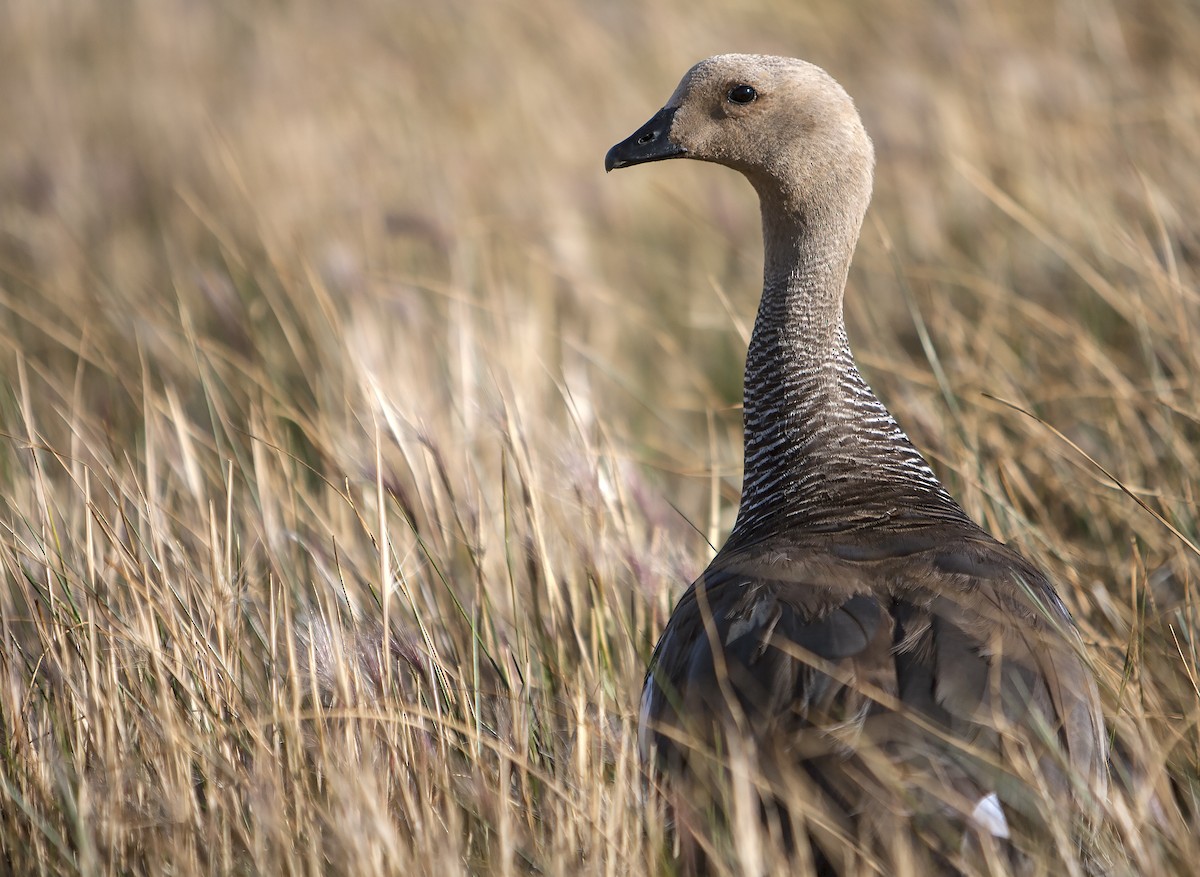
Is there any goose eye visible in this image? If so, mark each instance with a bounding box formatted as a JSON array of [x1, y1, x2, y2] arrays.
[[728, 85, 758, 104]]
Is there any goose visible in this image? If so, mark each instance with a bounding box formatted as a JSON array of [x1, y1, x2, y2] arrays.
[[606, 54, 1108, 871]]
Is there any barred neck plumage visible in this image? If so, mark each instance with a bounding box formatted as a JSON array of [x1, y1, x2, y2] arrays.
[[725, 201, 976, 551]]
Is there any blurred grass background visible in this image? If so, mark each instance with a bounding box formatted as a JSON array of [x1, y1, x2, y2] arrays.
[[1, 0, 1198, 873]]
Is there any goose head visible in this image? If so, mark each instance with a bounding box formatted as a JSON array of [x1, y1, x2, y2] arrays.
[[606, 54, 874, 223]]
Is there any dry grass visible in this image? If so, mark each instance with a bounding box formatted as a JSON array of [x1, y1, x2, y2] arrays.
[[1, 0, 1198, 873]]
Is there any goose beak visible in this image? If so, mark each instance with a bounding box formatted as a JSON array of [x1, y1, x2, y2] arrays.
[[605, 106, 686, 172]]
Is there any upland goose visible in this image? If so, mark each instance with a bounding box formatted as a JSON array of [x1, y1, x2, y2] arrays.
[[606, 55, 1108, 872]]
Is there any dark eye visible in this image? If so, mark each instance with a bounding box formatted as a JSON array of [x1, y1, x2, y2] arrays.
[[728, 85, 757, 104]]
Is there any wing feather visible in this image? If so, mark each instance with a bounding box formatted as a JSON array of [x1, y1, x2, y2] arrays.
[[640, 531, 1107, 856]]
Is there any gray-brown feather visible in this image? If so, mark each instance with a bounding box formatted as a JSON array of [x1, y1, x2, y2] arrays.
[[641, 529, 1107, 846], [648, 527, 1104, 859]]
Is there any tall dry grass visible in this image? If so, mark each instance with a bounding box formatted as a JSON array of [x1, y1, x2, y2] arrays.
[[0, 0, 1197, 873]]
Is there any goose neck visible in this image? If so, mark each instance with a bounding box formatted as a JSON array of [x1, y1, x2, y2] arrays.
[[725, 199, 971, 547]]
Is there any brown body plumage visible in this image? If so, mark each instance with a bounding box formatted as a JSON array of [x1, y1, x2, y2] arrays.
[[606, 55, 1107, 873]]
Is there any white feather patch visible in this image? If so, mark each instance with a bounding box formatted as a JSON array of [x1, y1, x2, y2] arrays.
[[970, 792, 1010, 839]]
